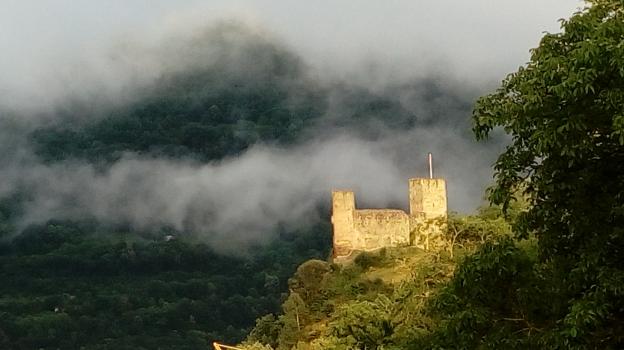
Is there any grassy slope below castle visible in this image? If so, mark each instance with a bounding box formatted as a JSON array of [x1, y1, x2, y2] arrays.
[[240, 206, 541, 349]]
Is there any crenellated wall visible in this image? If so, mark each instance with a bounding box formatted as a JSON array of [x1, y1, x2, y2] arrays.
[[331, 178, 447, 260], [354, 209, 410, 249]]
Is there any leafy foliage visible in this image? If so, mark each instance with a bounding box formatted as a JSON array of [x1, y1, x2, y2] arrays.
[[422, 238, 537, 349], [473, 1, 624, 347], [246, 242, 471, 349]]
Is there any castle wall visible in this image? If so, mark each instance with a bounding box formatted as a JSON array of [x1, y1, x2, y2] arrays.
[[331, 178, 448, 260], [354, 210, 410, 250], [408, 178, 448, 250], [409, 178, 447, 219]]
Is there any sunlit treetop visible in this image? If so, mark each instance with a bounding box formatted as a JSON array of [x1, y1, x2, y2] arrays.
[[473, 0, 624, 255]]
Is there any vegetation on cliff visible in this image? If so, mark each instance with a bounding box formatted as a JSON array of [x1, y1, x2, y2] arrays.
[[473, 0, 624, 346], [239, 208, 526, 349]]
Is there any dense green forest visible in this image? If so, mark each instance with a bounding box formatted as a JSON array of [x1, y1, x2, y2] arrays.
[[0, 210, 330, 349]]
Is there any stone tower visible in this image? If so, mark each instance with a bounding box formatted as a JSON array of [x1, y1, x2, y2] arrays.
[[408, 178, 448, 250], [409, 178, 448, 219], [331, 191, 357, 257]]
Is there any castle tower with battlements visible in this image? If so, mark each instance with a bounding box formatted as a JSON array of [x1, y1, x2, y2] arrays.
[[331, 177, 447, 260]]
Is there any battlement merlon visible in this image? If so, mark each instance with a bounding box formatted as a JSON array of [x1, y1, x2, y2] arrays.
[[408, 178, 448, 219], [331, 190, 355, 212], [331, 191, 356, 247]]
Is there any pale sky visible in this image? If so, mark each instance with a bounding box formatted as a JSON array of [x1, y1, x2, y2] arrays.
[[0, 0, 584, 110]]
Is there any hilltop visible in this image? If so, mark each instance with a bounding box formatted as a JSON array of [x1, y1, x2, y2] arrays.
[[239, 209, 525, 349]]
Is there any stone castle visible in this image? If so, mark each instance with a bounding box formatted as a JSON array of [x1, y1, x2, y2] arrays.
[[331, 178, 447, 259]]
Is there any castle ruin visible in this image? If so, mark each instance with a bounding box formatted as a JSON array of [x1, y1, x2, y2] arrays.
[[331, 177, 448, 260]]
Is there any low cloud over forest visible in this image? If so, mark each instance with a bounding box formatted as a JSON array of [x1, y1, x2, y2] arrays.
[[0, 2, 578, 248]]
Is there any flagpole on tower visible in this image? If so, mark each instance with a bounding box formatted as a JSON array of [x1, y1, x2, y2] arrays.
[[428, 153, 433, 179]]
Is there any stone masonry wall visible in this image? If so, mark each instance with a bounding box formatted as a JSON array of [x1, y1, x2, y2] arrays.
[[332, 178, 447, 259], [331, 191, 356, 257], [409, 178, 448, 250], [354, 209, 410, 250]]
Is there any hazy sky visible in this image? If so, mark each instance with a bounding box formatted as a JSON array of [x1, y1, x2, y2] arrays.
[[0, 1, 586, 246], [1, 1, 583, 109]]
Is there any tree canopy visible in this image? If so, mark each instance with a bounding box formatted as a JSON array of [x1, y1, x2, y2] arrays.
[[473, 0, 624, 346]]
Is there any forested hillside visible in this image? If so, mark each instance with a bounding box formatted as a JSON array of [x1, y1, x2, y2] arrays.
[[0, 208, 330, 348], [29, 39, 465, 164]]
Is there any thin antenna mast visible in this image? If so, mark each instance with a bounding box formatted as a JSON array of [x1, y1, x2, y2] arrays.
[[428, 153, 433, 179]]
